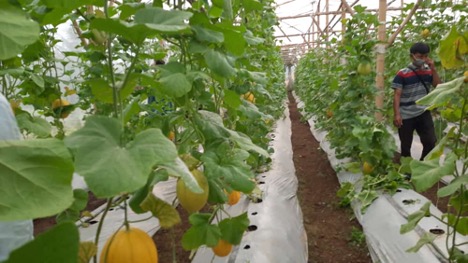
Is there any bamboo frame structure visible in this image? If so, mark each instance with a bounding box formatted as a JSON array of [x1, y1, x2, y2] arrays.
[[276, 0, 410, 65]]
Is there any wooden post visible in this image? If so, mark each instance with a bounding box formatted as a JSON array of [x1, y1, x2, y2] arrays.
[[341, 2, 346, 44], [326, 0, 329, 46], [375, 0, 387, 121]]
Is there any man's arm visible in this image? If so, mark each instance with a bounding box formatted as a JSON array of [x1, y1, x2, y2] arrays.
[[426, 57, 441, 87], [393, 88, 403, 128]]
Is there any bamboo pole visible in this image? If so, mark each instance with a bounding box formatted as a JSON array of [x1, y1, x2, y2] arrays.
[[326, 0, 329, 45], [341, 0, 356, 15], [375, 0, 387, 121], [341, 3, 346, 44], [387, 0, 422, 47]]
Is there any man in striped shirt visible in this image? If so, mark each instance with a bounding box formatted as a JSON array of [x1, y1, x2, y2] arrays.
[[392, 42, 441, 161]]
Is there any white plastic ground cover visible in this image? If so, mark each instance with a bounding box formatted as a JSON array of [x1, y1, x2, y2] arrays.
[[0, 94, 34, 262], [292, 91, 468, 263], [78, 105, 308, 262], [232, 106, 307, 263]]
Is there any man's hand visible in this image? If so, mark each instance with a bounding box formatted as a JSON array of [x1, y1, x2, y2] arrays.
[[425, 57, 435, 69], [394, 114, 403, 128]]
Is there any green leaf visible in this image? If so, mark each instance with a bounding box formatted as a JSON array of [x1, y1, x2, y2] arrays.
[[218, 212, 249, 245], [123, 96, 142, 124], [5, 222, 79, 263], [192, 25, 224, 43], [424, 127, 455, 160], [16, 113, 52, 138], [87, 79, 113, 103], [195, 110, 230, 140], [400, 202, 431, 234], [140, 193, 181, 228], [134, 8, 193, 33], [243, 0, 263, 11], [0, 5, 40, 60], [446, 214, 468, 235], [244, 30, 264, 45], [0, 139, 74, 220], [437, 174, 468, 197], [452, 247, 468, 262], [78, 242, 97, 263], [182, 214, 221, 250], [223, 29, 245, 56], [406, 232, 437, 253], [204, 49, 236, 77], [159, 73, 192, 98], [417, 77, 465, 109], [64, 116, 179, 198], [202, 142, 256, 193], [30, 73, 44, 88], [90, 18, 153, 44], [69, 189, 88, 211], [438, 26, 468, 69], [223, 89, 242, 108], [222, 0, 233, 20], [207, 177, 228, 204], [410, 152, 457, 192], [449, 189, 468, 214], [227, 128, 269, 157], [195, 110, 268, 156], [129, 170, 168, 214]]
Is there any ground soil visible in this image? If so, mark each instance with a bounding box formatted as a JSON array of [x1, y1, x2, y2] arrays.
[[287, 91, 372, 263], [32, 90, 450, 263]]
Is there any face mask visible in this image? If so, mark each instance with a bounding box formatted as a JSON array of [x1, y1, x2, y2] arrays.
[[412, 56, 425, 67]]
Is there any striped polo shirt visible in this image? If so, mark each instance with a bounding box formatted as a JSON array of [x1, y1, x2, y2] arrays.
[[392, 64, 433, 119]]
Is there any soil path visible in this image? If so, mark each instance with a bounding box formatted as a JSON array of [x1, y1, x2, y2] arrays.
[[287, 91, 372, 263]]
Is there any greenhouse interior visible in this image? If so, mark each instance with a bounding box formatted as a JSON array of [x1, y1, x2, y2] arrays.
[[0, 0, 467, 262]]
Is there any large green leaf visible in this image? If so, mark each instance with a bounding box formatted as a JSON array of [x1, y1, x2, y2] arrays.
[[218, 213, 249, 244], [223, 89, 242, 109], [0, 139, 74, 221], [134, 8, 193, 33], [438, 26, 468, 69], [159, 73, 192, 98], [204, 49, 236, 77], [87, 79, 113, 103], [195, 110, 268, 156], [437, 175, 468, 197], [5, 222, 79, 263], [90, 18, 154, 44], [182, 213, 221, 250], [243, 0, 264, 11], [64, 116, 179, 198], [192, 25, 224, 43], [223, 29, 246, 56], [202, 142, 256, 193], [400, 202, 431, 234], [410, 152, 457, 192], [0, 5, 40, 60], [417, 77, 465, 109], [227, 128, 269, 157]]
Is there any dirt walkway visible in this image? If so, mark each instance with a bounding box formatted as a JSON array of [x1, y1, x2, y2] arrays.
[[287, 91, 372, 263]]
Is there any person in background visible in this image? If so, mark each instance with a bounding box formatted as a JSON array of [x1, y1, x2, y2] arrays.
[[392, 42, 441, 161], [0, 93, 34, 261]]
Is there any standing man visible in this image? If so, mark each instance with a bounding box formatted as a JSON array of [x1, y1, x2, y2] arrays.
[[392, 42, 441, 161]]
